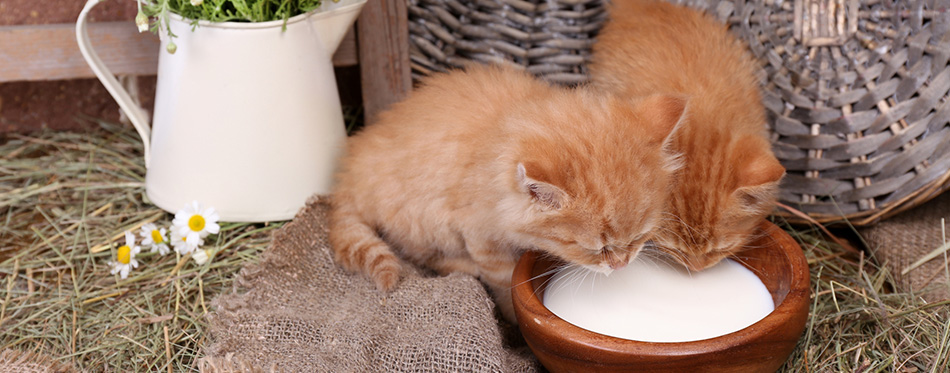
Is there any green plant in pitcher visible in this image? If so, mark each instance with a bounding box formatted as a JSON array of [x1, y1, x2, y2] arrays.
[[135, 0, 325, 53]]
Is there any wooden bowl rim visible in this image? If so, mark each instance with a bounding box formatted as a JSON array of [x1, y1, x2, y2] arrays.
[[512, 220, 811, 357]]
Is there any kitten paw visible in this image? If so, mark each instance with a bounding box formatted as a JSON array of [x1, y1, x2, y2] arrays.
[[373, 265, 401, 292]]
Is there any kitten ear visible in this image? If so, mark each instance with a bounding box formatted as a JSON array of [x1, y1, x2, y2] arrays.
[[636, 94, 688, 147], [733, 138, 786, 213], [734, 181, 781, 214], [517, 163, 569, 210], [734, 137, 786, 188]]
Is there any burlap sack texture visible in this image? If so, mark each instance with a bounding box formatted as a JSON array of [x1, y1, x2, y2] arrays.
[[861, 192, 950, 302], [202, 196, 538, 372], [0, 349, 75, 373]]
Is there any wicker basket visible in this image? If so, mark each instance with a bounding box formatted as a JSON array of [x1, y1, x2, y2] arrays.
[[407, 0, 607, 84], [704, 0, 950, 225], [408, 0, 950, 226]]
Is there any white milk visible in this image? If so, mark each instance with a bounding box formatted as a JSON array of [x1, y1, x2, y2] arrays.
[[542, 258, 774, 342]]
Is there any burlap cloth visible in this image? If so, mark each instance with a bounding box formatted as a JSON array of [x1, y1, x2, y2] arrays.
[[861, 192, 950, 302], [201, 196, 538, 372], [0, 349, 75, 373]]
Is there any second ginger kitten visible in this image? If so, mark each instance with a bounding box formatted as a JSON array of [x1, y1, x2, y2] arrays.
[[590, 0, 786, 271]]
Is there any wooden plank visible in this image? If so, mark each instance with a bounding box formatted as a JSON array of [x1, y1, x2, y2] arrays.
[[358, 0, 411, 124], [0, 22, 159, 82], [0, 22, 360, 82]]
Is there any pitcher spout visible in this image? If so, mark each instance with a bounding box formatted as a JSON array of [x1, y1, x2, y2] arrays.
[[311, 0, 369, 53]]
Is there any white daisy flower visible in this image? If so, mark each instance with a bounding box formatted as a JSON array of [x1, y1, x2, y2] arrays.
[[170, 228, 204, 255], [172, 201, 220, 245], [192, 249, 211, 265], [139, 223, 170, 256], [191, 0, 204, 6], [109, 232, 141, 279]]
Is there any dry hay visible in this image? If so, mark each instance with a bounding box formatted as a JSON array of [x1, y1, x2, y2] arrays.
[[0, 119, 282, 371], [776, 219, 950, 372], [0, 119, 947, 371]]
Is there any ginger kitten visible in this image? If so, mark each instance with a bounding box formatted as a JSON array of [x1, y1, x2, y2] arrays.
[[329, 65, 686, 321], [589, 0, 786, 271]]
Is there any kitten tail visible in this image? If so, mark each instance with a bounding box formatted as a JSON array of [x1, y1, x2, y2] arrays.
[[328, 197, 403, 291]]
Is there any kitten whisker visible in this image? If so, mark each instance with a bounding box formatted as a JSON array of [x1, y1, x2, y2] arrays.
[[740, 231, 772, 246], [734, 233, 775, 250], [591, 271, 601, 300], [638, 251, 683, 273], [636, 246, 665, 260], [635, 252, 661, 270], [657, 255, 687, 273], [643, 246, 691, 274], [523, 261, 568, 283], [729, 256, 766, 278], [659, 249, 692, 277], [735, 242, 768, 250], [651, 226, 689, 247], [520, 262, 571, 299], [574, 271, 593, 297], [563, 266, 591, 301], [542, 270, 564, 297], [661, 212, 708, 243], [550, 264, 581, 296]]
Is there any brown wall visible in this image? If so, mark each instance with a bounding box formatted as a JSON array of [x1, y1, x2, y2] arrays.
[[1, 0, 154, 133], [1, 0, 138, 25], [1, 1, 363, 134]]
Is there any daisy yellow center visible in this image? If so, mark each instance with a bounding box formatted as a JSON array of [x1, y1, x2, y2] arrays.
[[151, 230, 164, 244], [188, 215, 206, 232], [117, 245, 131, 265]]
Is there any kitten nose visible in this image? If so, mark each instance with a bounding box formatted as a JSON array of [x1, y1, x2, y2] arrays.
[[603, 247, 626, 270]]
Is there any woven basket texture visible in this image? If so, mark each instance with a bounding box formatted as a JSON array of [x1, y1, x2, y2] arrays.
[[408, 0, 950, 226], [408, 0, 607, 84], [710, 0, 950, 225]]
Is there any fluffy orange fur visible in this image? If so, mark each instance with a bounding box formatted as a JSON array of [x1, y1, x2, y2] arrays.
[[329, 65, 686, 321], [589, 0, 786, 271]]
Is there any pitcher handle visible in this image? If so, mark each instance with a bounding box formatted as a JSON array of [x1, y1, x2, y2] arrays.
[[76, 0, 152, 167]]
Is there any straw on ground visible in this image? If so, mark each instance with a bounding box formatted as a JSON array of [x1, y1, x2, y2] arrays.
[[0, 119, 947, 371]]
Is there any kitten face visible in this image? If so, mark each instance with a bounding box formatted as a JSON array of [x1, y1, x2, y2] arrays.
[[518, 191, 659, 274], [652, 201, 766, 272], [506, 94, 687, 274], [651, 135, 785, 272]]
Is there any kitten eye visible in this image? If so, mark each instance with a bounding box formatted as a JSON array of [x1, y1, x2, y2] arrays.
[[601, 245, 624, 256], [624, 235, 646, 248]]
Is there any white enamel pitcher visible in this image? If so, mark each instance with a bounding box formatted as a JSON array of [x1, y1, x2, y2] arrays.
[[76, 0, 367, 222]]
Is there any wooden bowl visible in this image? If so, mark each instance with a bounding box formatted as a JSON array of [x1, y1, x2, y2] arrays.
[[511, 221, 810, 372]]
